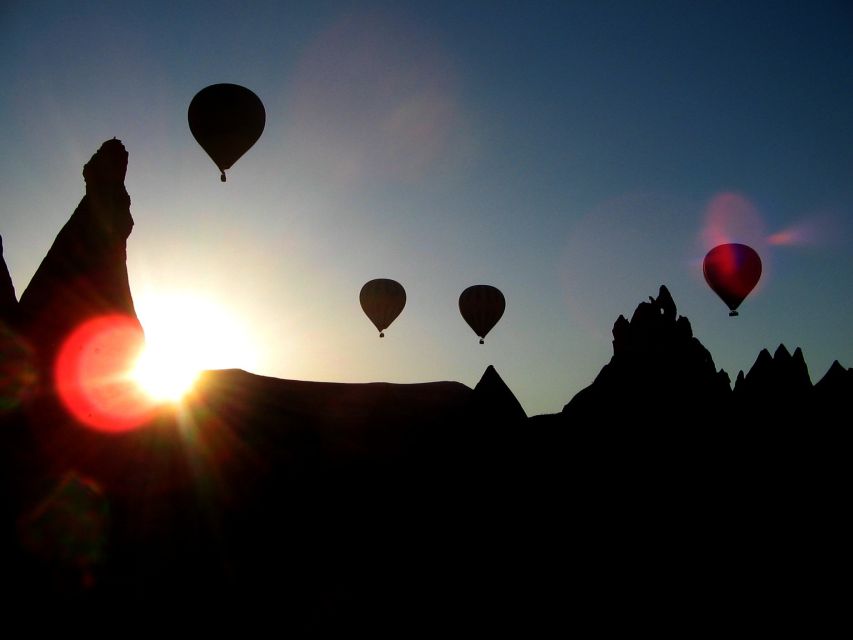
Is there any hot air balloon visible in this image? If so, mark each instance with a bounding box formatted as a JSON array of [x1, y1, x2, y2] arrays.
[[459, 285, 505, 344], [188, 83, 266, 182], [360, 279, 406, 338], [703, 243, 762, 316]]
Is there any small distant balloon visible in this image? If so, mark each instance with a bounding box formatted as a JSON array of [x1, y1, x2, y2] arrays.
[[188, 83, 266, 182], [360, 279, 406, 337], [703, 243, 762, 316], [459, 285, 505, 344]]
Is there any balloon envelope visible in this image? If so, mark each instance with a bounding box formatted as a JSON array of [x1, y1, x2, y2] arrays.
[[360, 279, 406, 337], [703, 243, 762, 315], [188, 83, 265, 181], [459, 285, 505, 343]]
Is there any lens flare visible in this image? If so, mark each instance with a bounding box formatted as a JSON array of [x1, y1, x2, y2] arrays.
[[54, 314, 155, 433], [18, 472, 108, 589], [766, 215, 834, 247], [0, 321, 38, 412], [696, 192, 771, 295], [700, 192, 767, 250], [287, 10, 463, 184]]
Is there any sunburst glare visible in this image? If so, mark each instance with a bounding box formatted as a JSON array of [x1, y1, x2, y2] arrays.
[[132, 346, 199, 402], [132, 291, 259, 403]]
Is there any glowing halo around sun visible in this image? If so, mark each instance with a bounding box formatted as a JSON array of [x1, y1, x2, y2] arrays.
[[131, 290, 258, 403], [53, 293, 259, 432], [131, 346, 199, 402]]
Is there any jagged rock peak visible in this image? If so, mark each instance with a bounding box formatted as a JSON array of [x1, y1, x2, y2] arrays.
[[78, 138, 132, 239], [744, 348, 774, 383], [610, 285, 724, 379], [475, 365, 501, 390], [472, 365, 527, 421], [771, 344, 811, 387], [815, 360, 852, 392], [627, 285, 678, 328], [613, 285, 693, 356], [563, 285, 731, 418], [774, 344, 791, 360], [824, 360, 848, 378], [791, 347, 810, 380], [84, 138, 128, 188], [738, 344, 813, 400], [657, 284, 676, 321], [0, 235, 17, 324]]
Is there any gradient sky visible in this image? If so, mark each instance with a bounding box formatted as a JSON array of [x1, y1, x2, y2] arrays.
[[2, 0, 852, 416]]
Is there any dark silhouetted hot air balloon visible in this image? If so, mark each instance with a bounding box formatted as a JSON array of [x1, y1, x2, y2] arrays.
[[459, 285, 505, 344], [188, 83, 266, 182], [703, 243, 762, 316], [360, 279, 406, 337]]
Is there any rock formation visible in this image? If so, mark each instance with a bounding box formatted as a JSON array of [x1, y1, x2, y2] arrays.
[[17, 139, 139, 374], [553, 285, 850, 429], [562, 285, 731, 425], [814, 359, 853, 399], [1, 137, 847, 630], [470, 364, 527, 423], [0, 236, 36, 415], [0, 235, 17, 325], [734, 344, 812, 399]]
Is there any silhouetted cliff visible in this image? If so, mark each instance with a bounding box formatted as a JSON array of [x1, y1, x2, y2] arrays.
[[17, 139, 139, 375], [561, 285, 731, 427]]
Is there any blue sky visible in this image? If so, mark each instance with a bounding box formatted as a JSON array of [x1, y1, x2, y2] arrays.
[[2, 1, 852, 415]]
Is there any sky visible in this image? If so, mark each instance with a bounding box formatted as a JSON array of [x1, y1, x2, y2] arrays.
[[1, 0, 852, 416]]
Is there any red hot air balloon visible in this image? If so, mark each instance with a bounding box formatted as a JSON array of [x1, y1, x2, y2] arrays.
[[703, 243, 762, 316], [360, 279, 406, 337], [459, 285, 505, 344], [188, 83, 266, 182]]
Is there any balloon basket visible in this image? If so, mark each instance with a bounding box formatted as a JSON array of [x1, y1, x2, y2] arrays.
[[729, 310, 739, 317]]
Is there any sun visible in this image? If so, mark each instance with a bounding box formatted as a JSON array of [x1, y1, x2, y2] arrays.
[[131, 291, 258, 403], [132, 345, 199, 402]]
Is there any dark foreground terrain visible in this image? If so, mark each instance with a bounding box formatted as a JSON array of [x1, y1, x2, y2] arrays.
[[0, 141, 848, 629]]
